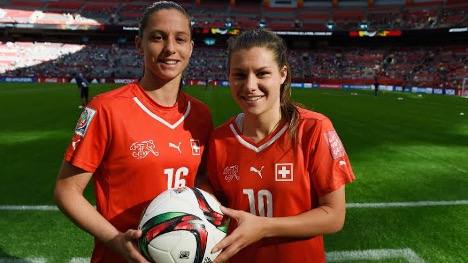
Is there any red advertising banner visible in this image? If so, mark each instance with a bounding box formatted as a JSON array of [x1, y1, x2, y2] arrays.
[[349, 30, 402, 37]]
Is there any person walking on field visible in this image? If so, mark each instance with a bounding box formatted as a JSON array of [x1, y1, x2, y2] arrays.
[[75, 72, 89, 108], [54, 2, 213, 262], [374, 77, 380, 98], [207, 28, 356, 263]]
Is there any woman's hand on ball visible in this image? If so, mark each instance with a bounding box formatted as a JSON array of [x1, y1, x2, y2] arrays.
[[211, 206, 268, 263], [109, 229, 151, 263]]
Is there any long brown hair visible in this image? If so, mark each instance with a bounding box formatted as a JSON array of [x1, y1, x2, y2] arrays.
[[227, 28, 301, 143]]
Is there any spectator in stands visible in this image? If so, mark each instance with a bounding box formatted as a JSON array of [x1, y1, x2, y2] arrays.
[[207, 28, 355, 263], [74, 72, 89, 108], [54, 2, 213, 263]]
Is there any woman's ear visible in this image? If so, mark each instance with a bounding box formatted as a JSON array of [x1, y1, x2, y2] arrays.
[[135, 35, 144, 55], [189, 40, 194, 57], [280, 65, 288, 84]]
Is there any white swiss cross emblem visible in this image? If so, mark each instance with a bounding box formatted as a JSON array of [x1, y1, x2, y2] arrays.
[[275, 163, 293, 181], [190, 139, 201, 156]]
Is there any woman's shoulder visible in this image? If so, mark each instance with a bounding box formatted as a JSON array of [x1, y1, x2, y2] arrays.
[[211, 115, 238, 135], [297, 106, 329, 122], [296, 106, 337, 135], [94, 82, 137, 100], [182, 91, 211, 112], [86, 83, 138, 110]]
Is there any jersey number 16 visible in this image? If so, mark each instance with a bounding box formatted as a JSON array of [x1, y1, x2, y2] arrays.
[[164, 167, 188, 189]]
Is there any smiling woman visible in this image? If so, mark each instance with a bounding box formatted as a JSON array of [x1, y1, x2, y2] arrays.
[[207, 28, 356, 263], [53, 2, 214, 263]]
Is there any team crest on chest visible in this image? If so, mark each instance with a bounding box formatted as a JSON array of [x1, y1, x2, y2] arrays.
[[224, 165, 239, 182], [275, 163, 293, 182], [130, 139, 159, 159]]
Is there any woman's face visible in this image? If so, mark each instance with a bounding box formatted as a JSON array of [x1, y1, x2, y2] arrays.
[[136, 8, 193, 83], [229, 47, 287, 118]]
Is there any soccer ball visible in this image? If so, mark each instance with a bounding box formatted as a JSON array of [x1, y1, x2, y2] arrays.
[[138, 187, 230, 263]]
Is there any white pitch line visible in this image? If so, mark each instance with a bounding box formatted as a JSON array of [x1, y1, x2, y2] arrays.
[[347, 200, 468, 208], [0, 205, 58, 211], [0, 200, 467, 212], [0, 258, 47, 263], [3, 249, 426, 263], [327, 248, 425, 263], [70, 258, 89, 263], [1, 200, 468, 211]]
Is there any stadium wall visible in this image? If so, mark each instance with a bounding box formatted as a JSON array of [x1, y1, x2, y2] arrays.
[[0, 77, 459, 96]]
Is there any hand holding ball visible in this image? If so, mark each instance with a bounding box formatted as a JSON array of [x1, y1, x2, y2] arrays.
[[139, 187, 230, 263]]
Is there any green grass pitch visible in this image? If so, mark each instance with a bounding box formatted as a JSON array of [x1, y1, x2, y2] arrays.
[[0, 82, 467, 262]]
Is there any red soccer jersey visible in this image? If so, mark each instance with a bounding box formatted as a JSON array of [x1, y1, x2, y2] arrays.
[[207, 107, 355, 263], [64, 82, 213, 263]]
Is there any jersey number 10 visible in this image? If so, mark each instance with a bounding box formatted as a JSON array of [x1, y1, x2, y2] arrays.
[[243, 189, 273, 217]]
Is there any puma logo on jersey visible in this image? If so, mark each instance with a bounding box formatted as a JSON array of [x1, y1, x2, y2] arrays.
[[224, 165, 239, 182], [130, 140, 159, 159], [72, 139, 81, 150], [169, 142, 182, 153], [339, 160, 347, 166], [250, 166, 264, 179]]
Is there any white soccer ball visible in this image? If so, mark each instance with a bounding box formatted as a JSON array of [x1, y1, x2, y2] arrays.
[[460, 112, 465, 116], [138, 187, 229, 263]]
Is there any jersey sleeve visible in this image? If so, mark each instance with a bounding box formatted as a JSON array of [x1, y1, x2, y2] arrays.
[[64, 97, 109, 172], [304, 117, 355, 196]]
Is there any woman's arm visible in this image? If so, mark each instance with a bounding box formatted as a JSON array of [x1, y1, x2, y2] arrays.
[[263, 185, 346, 237], [54, 160, 150, 263]]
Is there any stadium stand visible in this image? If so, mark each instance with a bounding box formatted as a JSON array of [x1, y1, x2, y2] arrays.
[[1, 0, 466, 29], [1, 40, 465, 90], [366, 6, 403, 30], [0, 0, 466, 91]]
